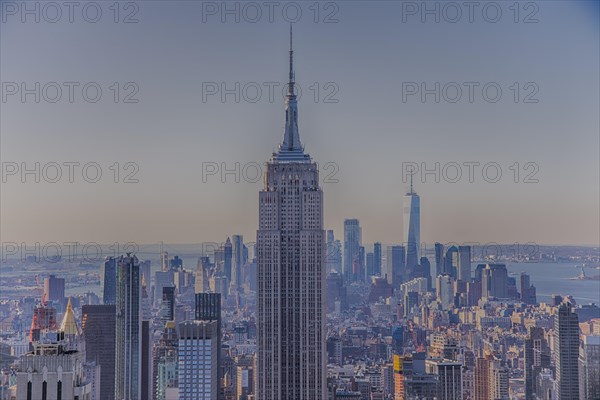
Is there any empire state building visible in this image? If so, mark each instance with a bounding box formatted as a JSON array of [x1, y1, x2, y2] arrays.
[[256, 27, 326, 399]]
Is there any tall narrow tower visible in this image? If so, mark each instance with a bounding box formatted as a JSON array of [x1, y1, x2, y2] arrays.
[[403, 178, 420, 272], [257, 26, 326, 399], [554, 301, 580, 399], [115, 253, 142, 400]]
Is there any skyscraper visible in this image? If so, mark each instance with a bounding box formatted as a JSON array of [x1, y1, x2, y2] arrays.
[[115, 253, 141, 400], [520, 272, 537, 304], [224, 237, 233, 285], [82, 304, 116, 400], [256, 27, 326, 399], [195, 292, 222, 398], [579, 334, 600, 400], [366, 252, 375, 278], [457, 246, 471, 282], [474, 356, 491, 400], [374, 242, 382, 276], [385, 245, 405, 287], [524, 326, 550, 400], [554, 301, 580, 400], [434, 242, 444, 278], [444, 246, 458, 278], [178, 320, 219, 400], [482, 264, 508, 299], [155, 270, 175, 308], [403, 180, 420, 271], [436, 274, 455, 310], [161, 251, 169, 272], [161, 286, 176, 322], [344, 219, 361, 282], [326, 230, 342, 274], [231, 235, 244, 293], [43, 274, 65, 305]]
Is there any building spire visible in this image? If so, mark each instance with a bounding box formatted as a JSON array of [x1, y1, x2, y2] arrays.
[[276, 24, 309, 162], [288, 23, 295, 96]]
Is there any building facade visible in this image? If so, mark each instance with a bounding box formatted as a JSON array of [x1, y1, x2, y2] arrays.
[[115, 254, 141, 400], [256, 28, 326, 400], [178, 320, 218, 400]]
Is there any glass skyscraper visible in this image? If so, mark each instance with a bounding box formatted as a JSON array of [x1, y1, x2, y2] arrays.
[[115, 254, 141, 400], [403, 184, 420, 271], [102, 256, 117, 305], [343, 219, 361, 282]]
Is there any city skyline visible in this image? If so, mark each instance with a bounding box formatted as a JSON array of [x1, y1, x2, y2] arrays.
[[1, 3, 599, 400], [1, 2, 599, 246]]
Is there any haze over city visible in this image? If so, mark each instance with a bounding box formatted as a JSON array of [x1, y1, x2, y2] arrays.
[[1, 1, 598, 246]]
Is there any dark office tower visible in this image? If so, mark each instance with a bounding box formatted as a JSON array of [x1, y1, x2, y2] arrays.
[[170, 255, 183, 271], [507, 277, 519, 300], [195, 292, 222, 398], [257, 28, 326, 400], [82, 304, 116, 400], [366, 252, 375, 278], [554, 301, 580, 400], [444, 246, 458, 278], [358, 246, 366, 281], [162, 286, 175, 322], [141, 320, 152, 400], [102, 257, 118, 305], [374, 242, 382, 276], [474, 264, 486, 283], [520, 272, 537, 304], [434, 243, 445, 278], [551, 294, 563, 306], [344, 219, 362, 282], [386, 245, 405, 288], [44, 274, 65, 305], [231, 235, 244, 293], [525, 327, 551, 400], [482, 264, 508, 299], [416, 256, 432, 291], [115, 253, 141, 400], [224, 237, 233, 285], [457, 246, 471, 282]]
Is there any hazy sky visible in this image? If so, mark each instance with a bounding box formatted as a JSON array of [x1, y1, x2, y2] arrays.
[[1, 1, 598, 247]]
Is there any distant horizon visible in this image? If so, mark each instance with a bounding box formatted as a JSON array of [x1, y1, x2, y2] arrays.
[[2, 1, 598, 246]]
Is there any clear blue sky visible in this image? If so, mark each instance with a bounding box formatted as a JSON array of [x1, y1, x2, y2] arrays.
[[1, 1, 598, 246]]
